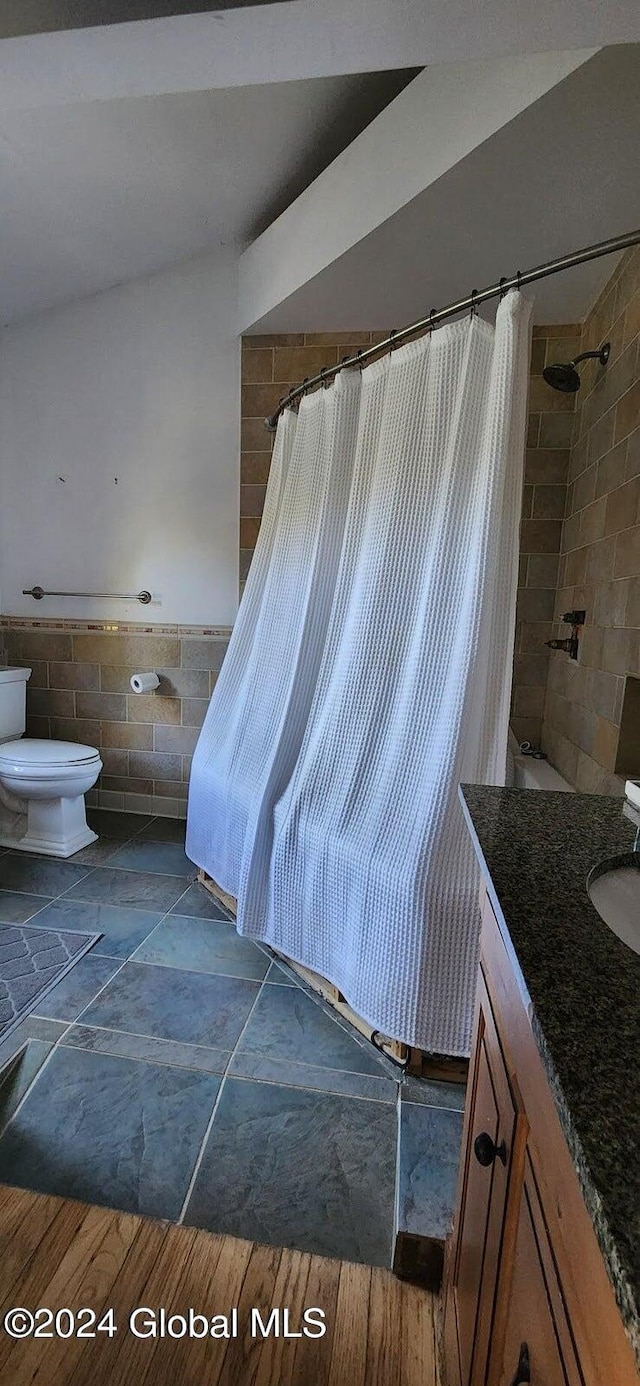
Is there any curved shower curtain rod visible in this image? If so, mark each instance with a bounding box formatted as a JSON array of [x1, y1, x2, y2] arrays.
[[264, 228, 640, 430]]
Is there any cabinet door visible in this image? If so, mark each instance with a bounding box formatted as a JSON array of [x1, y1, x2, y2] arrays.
[[492, 1158, 582, 1386], [448, 971, 526, 1386]]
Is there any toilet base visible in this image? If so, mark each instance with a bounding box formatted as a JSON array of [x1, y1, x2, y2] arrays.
[[0, 794, 97, 859]]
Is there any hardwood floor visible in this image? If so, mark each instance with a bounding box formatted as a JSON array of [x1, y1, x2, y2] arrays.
[[0, 1183, 440, 1385]]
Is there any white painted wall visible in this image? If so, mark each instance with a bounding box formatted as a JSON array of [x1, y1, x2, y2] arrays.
[[0, 250, 240, 626]]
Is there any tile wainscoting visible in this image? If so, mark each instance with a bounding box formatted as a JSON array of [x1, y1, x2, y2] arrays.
[[0, 618, 231, 817]]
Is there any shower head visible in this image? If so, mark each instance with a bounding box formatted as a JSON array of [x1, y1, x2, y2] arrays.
[[543, 361, 581, 392], [543, 342, 610, 393]]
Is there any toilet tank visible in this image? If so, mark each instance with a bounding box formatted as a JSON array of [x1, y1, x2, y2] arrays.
[[0, 668, 31, 743]]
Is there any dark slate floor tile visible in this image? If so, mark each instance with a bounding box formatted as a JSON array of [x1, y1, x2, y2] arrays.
[[264, 962, 296, 986], [68, 840, 122, 866], [228, 1051, 398, 1103], [396, 1103, 464, 1241], [86, 810, 152, 839], [0, 1016, 67, 1070], [401, 1076, 467, 1110], [31, 900, 163, 960], [63, 867, 189, 913], [63, 1025, 230, 1075], [0, 891, 50, 924], [35, 954, 123, 1022], [82, 961, 260, 1048], [237, 983, 389, 1078], [108, 841, 195, 878], [136, 819, 187, 844], [185, 1078, 396, 1264], [0, 854, 92, 898], [0, 1040, 53, 1134], [133, 916, 270, 982], [168, 883, 230, 921], [0, 1045, 220, 1220]]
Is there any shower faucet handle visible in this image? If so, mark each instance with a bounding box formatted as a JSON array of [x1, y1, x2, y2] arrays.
[[561, 609, 585, 625], [546, 637, 579, 659]]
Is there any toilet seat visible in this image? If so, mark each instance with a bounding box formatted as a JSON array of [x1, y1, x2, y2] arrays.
[[0, 739, 101, 778]]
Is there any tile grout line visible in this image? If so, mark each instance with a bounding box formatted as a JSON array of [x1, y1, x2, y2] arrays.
[[0, 821, 177, 1127], [176, 1075, 229, 1226], [176, 970, 273, 1227], [0, 821, 173, 1109], [54, 1021, 399, 1101]]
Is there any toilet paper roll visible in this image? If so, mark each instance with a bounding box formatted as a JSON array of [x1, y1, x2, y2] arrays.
[[130, 672, 160, 694]]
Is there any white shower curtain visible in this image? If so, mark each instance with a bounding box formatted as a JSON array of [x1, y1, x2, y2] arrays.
[[235, 291, 531, 1055], [186, 369, 362, 898]]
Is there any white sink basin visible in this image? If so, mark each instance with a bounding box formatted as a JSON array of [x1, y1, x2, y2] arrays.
[[587, 855, 640, 956]]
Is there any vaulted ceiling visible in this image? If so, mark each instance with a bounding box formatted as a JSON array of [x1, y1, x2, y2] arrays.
[[1, 1, 640, 329]]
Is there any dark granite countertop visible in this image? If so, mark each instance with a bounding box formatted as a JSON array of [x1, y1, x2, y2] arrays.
[[460, 784, 640, 1365]]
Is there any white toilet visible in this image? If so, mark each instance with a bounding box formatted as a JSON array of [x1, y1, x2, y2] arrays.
[[0, 667, 102, 858]]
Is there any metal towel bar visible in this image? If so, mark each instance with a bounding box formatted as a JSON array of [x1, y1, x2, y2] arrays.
[[23, 586, 152, 604]]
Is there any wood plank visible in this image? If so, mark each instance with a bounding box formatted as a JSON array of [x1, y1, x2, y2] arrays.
[[364, 1266, 405, 1386], [327, 1260, 372, 1386], [253, 1248, 312, 1386], [172, 1232, 254, 1386], [0, 1197, 89, 1374], [0, 1186, 440, 1385], [0, 1188, 62, 1301], [64, 1218, 171, 1386], [8, 1209, 140, 1386], [290, 1252, 342, 1386], [400, 1275, 438, 1386], [98, 1222, 200, 1386], [216, 1241, 283, 1386]]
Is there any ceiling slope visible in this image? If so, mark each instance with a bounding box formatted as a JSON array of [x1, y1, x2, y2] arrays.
[[0, 69, 413, 325], [1, 0, 640, 111], [239, 46, 640, 331], [238, 49, 598, 331]]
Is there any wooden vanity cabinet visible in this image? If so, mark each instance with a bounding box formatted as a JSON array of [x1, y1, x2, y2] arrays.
[[442, 886, 639, 1386], [492, 1155, 581, 1386]]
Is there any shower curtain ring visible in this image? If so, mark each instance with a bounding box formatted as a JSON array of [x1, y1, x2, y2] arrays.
[[470, 289, 479, 318], [389, 329, 398, 349], [516, 270, 522, 292], [428, 308, 437, 333], [499, 276, 508, 299]]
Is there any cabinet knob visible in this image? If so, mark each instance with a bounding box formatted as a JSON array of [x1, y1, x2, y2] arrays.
[[473, 1130, 507, 1167], [510, 1342, 530, 1385]]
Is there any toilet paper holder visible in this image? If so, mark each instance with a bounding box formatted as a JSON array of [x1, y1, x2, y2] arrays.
[[130, 673, 160, 694]]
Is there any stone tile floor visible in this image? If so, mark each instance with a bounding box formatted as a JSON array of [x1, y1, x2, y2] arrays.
[[0, 811, 464, 1267]]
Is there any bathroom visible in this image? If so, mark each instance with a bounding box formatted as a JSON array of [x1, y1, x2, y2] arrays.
[[0, 12, 639, 1386]]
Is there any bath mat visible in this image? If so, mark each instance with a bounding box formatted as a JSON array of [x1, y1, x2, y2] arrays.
[[0, 923, 101, 1043]]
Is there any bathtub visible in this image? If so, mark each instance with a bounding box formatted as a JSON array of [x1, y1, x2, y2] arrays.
[[507, 729, 574, 793]]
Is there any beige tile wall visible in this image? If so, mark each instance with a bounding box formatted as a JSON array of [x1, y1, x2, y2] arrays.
[[541, 246, 640, 794], [240, 331, 386, 591], [511, 325, 579, 746], [0, 619, 230, 817], [241, 328, 580, 750]]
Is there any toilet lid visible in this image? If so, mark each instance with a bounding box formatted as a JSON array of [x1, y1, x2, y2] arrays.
[[0, 739, 100, 769]]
